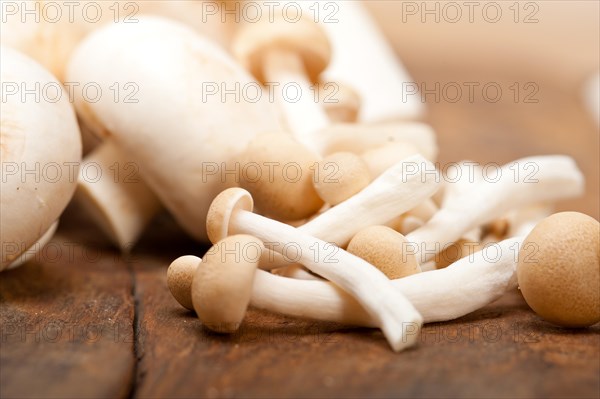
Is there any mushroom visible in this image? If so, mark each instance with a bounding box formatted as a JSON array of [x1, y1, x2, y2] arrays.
[[316, 1, 424, 122], [347, 226, 421, 279], [313, 122, 437, 161], [192, 235, 264, 333], [206, 187, 423, 351], [232, 14, 331, 151], [1, 46, 81, 271], [167, 255, 200, 311], [236, 133, 323, 221], [0, 1, 233, 82], [406, 155, 584, 263], [299, 154, 440, 247], [253, 154, 439, 270], [517, 212, 600, 327], [5, 221, 59, 270], [74, 139, 162, 250], [169, 237, 523, 332], [271, 265, 323, 281], [66, 16, 282, 241], [318, 81, 361, 123], [361, 142, 421, 178], [313, 152, 371, 206]]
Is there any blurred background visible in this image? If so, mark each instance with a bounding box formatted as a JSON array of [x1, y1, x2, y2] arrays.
[[367, 0, 599, 219]]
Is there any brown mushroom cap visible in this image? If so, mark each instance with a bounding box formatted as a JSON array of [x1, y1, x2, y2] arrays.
[[206, 188, 254, 244], [232, 15, 331, 84], [435, 239, 482, 269], [313, 152, 371, 206], [518, 212, 600, 327], [192, 235, 264, 333], [319, 81, 361, 123], [236, 133, 324, 221], [167, 255, 201, 310], [347, 226, 421, 279]]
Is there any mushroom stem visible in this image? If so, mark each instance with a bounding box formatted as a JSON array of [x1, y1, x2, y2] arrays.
[[230, 208, 423, 351], [256, 154, 439, 270], [407, 156, 584, 262], [251, 237, 523, 326], [300, 154, 440, 247], [263, 50, 330, 151], [75, 140, 162, 250]]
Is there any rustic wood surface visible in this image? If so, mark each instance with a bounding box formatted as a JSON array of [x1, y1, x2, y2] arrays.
[[1, 19, 599, 399]]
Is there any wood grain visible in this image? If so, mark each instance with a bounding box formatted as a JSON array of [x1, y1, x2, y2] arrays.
[[0, 207, 136, 399]]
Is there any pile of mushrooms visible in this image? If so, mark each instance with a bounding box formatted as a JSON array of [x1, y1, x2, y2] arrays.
[[1, 3, 598, 353]]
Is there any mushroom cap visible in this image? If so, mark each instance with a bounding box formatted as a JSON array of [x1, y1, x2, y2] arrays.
[[66, 16, 281, 242], [347, 226, 421, 279], [361, 142, 420, 178], [319, 81, 361, 123], [167, 255, 201, 310], [232, 15, 331, 84], [313, 152, 371, 206], [316, 122, 438, 161], [1, 46, 82, 271], [517, 212, 600, 327], [192, 235, 264, 333], [206, 188, 254, 244], [237, 133, 324, 221], [435, 239, 482, 269]]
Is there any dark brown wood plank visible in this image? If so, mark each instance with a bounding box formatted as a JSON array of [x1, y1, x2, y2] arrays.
[[0, 207, 136, 399]]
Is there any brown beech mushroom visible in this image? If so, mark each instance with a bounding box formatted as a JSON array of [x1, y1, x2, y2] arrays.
[[347, 226, 421, 279], [236, 133, 323, 221], [206, 187, 423, 351], [517, 212, 600, 327], [169, 237, 524, 336], [233, 14, 331, 148], [313, 152, 371, 205], [167, 255, 201, 311], [192, 235, 264, 333], [318, 81, 361, 123]]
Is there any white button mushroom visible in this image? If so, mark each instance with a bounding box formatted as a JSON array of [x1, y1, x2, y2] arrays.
[[66, 16, 282, 242], [1, 46, 81, 271], [75, 140, 162, 250]]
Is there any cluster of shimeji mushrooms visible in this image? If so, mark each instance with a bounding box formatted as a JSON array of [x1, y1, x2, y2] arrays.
[[2, 3, 598, 351]]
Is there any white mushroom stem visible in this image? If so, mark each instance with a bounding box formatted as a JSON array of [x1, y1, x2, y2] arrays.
[[407, 156, 584, 262], [251, 237, 523, 326], [75, 140, 162, 250], [6, 221, 59, 270], [230, 209, 423, 351], [264, 51, 329, 151], [506, 203, 554, 238], [313, 122, 437, 161], [272, 265, 323, 281], [257, 154, 439, 270], [300, 154, 440, 247]]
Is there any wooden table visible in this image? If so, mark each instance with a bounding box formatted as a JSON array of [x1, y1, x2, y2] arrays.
[[2, 30, 599, 399]]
